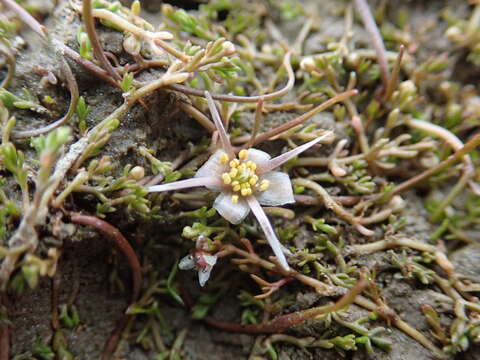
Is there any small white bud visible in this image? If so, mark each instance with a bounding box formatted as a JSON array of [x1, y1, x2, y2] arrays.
[[445, 26, 462, 41], [129, 166, 145, 180], [123, 34, 141, 55], [390, 195, 405, 212], [222, 41, 236, 55], [300, 57, 316, 72], [399, 80, 416, 95]]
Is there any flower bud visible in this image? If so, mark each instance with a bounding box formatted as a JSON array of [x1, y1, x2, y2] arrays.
[[222, 41, 236, 55], [129, 166, 145, 180], [123, 34, 141, 56], [445, 26, 462, 42], [300, 57, 316, 72]]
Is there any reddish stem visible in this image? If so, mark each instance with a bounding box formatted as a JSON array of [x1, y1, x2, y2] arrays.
[[70, 214, 142, 302], [251, 89, 358, 146], [354, 0, 389, 91], [101, 314, 132, 360], [204, 275, 367, 334], [0, 293, 9, 360]]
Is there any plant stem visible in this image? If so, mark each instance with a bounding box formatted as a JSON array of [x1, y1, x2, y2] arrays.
[[252, 90, 358, 146], [382, 133, 480, 199], [353, 0, 389, 91], [204, 274, 366, 333], [70, 214, 142, 302]]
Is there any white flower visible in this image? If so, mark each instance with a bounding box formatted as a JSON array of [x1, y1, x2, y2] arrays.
[[178, 235, 218, 286], [149, 91, 333, 273], [179, 252, 217, 287]]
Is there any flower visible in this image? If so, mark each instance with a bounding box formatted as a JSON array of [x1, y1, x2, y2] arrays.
[[178, 236, 217, 287], [149, 91, 333, 274]]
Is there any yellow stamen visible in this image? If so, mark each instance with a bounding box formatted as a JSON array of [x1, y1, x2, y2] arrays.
[[241, 188, 252, 196], [220, 151, 263, 198], [238, 149, 249, 160], [229, 168, 238, 177], [220, 153, 229, 164], [260, 179, 270, 191], [222, 173, 231, 184], [246, 161, 256, 171]]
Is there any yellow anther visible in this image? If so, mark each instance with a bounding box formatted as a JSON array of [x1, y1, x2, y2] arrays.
[[238, 149, 249, 160], [260, 179, 270, 191], [229, 168, 238, 177], [229, 159, 239, 168], [231, 180, 239, 187], [231, 195, 239, 204], [220, 153, 229, 164], [233, 184, 241, 192], [222, 173, 232, 184], [249, 175, 258, 185], [246, 161, 256, 171], [238, 163, 247, 172], [241, 188, 252, 196]]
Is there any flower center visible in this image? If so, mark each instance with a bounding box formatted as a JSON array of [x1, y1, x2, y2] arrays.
[[219, 149, 269, 203]]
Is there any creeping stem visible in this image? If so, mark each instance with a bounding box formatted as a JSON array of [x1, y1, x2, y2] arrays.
[[82, 0, 121, 82], [70, 214, 142, 302], [205, 273, 367, 334]]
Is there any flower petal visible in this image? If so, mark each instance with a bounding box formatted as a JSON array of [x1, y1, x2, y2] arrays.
[[149, 177, 222, 193], [246, 148, 271, 168], [256, 171, 295, 206], [258, 131, 333, 174], [213, 192, 250, 225], [246, 196, 290, 271], [202, 254, 218, 267], [179, 255, 196, 270], [198, 266, 213, 287], [205, 91, 235, 158], [194, 150, 228, 190]]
